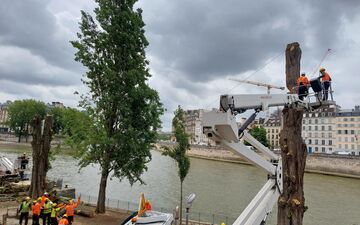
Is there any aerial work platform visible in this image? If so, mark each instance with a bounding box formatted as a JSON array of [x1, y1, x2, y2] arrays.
[[203, 88, 336, 225]]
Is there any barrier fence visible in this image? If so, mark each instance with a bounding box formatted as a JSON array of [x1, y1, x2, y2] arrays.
[[77, 193, 237, 225]]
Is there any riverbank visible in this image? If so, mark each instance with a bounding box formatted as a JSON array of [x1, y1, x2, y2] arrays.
[[2, 140, 360, 179], [156, 143, 360, 179]]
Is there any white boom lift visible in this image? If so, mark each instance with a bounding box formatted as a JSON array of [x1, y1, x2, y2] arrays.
[[203, 93, 335, 225]]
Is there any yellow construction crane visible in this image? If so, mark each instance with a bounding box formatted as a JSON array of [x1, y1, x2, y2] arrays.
[[229, 78, 285, 94]]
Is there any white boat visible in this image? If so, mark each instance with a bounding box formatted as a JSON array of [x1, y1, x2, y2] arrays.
[[122, 193, 173, 225]]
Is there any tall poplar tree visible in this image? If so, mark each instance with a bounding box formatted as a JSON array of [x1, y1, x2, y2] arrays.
[[162, 106, 190, 224], [71, 0, 163, 213]]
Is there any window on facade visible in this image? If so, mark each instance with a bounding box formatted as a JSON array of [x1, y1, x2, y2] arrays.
[[321, 126, 324, 131], [309, 119, 312, 124], [351, 130, 355, 134], [309, 133, 312, 137], [329, 133, 332, 138], [345, 144, 348, 149], [329, 147, 332, 151], [315, 140, 318, 145], [329, 140, 332, 145], [315, 113, 319, 117], [328, 126, 332, 131], [322, 147, 325, 152], [303, 126, 305, 130], [352, 144, 355, 150], [339, 144, 342, 148], [351, 137, 355, 142], [315, 147, 318, 152], [344, 118, 348, 122], [338, 130, 341, 134], [350, 118, 354, 122], [322, 140, 325, 145], [345, 137, 348, 142], [315, 119, 318, 124], [308, 139, 312, 144], [345, 130, 348, 134], [315, 126, 318, 131], [344, 124, 348, 127], [321, 133, 325, 138]]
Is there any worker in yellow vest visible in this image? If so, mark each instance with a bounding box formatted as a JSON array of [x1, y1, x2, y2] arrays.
[[19, 196, 31, 225], [42, 198, 53, 225], [50, 203, 63, 225]]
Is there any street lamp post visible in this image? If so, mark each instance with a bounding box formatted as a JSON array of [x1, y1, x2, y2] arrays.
[[185, 193, 196, 225]]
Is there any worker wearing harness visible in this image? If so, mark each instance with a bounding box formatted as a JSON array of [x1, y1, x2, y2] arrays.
[[297, 73, 310, 100], [319, 68, 332, 101]]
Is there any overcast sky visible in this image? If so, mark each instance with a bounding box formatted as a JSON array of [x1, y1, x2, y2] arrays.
[[1, 0, 360, 131]]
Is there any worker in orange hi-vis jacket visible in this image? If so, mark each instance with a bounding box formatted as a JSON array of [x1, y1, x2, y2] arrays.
[[65, 197, 80, 225], [297, 72, 310, 100], [32, 199, 41, 225], [58, 214, 69, 225], [319, 67, 332, 101]]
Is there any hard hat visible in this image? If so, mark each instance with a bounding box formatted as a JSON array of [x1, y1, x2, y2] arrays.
[[52, 203, 57, 207], [301, 72, 306, 76], [69, 199, 73, 203], [221, 223, 226, 225], [63, 214, 68, 218], [319, 67, 326, 72], [25, 197, 30, 200], [44, 192, 49, 196], [33, 200, 37, 204], [38, 197, 42, 201]]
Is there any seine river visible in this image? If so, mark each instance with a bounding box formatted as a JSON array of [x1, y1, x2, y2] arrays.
[[1, 149, 360, 225]]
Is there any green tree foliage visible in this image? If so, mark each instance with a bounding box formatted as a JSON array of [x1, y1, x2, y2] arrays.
[[162, 106, 190, 224], [70, 0, 163, 213], [245, 126, 269, 147], [7, 99, 47, 142]]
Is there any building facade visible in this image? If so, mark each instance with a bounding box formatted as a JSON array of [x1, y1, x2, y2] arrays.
[[335, 106, 360, 155], [263, 118, 281, 149], [183, 109, 216, 146], [302, 106, 337, 154], [0, 101, 12, 133]]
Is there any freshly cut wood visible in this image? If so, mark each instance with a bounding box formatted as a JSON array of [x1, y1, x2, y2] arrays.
[[75, 205, 96, 218]]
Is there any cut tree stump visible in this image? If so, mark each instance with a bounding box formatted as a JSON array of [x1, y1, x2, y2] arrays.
[[278, 43, 307, 225]]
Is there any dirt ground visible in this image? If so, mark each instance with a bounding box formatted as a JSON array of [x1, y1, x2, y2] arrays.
[[0, 201, 131, 225]]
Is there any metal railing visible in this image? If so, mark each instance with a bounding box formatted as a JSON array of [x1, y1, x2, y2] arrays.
[[77, 193, 237, 225]]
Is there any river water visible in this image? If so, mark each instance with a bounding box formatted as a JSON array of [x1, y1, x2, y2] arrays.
[[1, 149, 360, 225]]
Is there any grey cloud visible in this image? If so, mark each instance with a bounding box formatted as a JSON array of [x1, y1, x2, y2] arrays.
[[139, 0, 360, 84], [0, 0, 80, 70]]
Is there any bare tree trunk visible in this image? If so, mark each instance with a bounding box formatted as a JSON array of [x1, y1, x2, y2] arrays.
[[277, 107, 307, 225], [179, 181, 183, 225], [29, 115, 53, 198], [285, 42, 302, 94], [96, 168, 109, 213], [278, 43, 307, 225]]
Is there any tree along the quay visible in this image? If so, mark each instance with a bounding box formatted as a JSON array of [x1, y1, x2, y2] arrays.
[[71, 0, 164, 213], [162, 106, 190, 225], [7, 99, 47, 142]]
